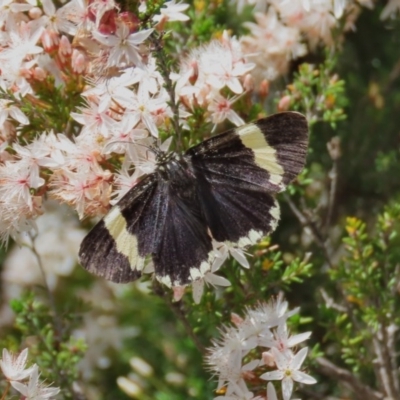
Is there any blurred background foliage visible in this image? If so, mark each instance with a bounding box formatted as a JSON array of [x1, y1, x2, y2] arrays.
[[1, 0, 400, 399]]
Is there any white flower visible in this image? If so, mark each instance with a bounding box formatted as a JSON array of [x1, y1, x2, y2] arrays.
[[57, 0, 93, 35], [93, 24, 153, 67], [212, 240, 250, 271], [11, 364, 60, 399], [110, 161, 143, 204], [191, 259, 231, 304], [82, 71, 137, 112], [126, 89, 169, 137], [260, 347, 316, 400], [381, 0, 400, 19], [71, 101, 116, 138], [0, 0, 32, 29], [0, 20, 44, 62], [103, 116, 148, 155], [41, 0, 77, 33], [0, 348, 36, 381], [207, 94, 245, 128], [153, 0, 190, 23], [0, 99, 29, 126], [207, 298, 313, 399], [259, 323, 312, 354], [246, 293, 299, 328], [0, 161, 44, 209], [129, 58, 163, 96]]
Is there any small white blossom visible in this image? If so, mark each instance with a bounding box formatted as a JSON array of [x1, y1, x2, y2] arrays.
[[260, 347, 316, 400], [259, 323, 312, 353], [11, 364, 60, 399], [126, 89, 170, 137], [41, 0, 77, 33], [0, 348, 36, 381], [191, 258, 231, 304], [153, 0, 190, 23], [207, 297, 315, 398], [0, 99, 29, 126], [93, 24, 153, 67], [212, 240, 250, 271]]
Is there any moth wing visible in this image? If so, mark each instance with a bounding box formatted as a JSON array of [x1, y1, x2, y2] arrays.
[[79, 175, 157, 283], [151, 181, 213, 287], [186, 111, 308, 243]]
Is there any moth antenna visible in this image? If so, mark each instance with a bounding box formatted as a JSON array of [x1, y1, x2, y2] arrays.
[[102, 140, 156, 155]]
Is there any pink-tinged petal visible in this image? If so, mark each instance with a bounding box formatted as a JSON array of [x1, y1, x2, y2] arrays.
[[172, 286, 185, 302], [282, 376, 294, 400], [292, 370, 317, 384], [260, 370, 283, 381], [287, 331, 312, 347], [291, 347, 308, 370]]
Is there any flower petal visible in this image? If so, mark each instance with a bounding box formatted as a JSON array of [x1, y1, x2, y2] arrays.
[[260, 370, 283, 381], [291, 347, 308, 370]]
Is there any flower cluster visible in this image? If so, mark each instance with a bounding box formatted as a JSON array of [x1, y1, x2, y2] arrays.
[[0, 348, 60, 399], [0, 0, 179, 242], [174, 31, 255, 129], [0, 0, 393, 293], [206, 294, 316, 400], [238, 0, 377, 84], [0, 0, 257, 298]]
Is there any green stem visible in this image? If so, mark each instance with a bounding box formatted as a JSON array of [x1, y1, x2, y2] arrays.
[[152, 281, 206, 353], [150, 32, 183, 151]]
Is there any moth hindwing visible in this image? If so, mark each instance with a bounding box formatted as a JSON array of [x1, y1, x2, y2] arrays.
[[79, 111, 309, 287]]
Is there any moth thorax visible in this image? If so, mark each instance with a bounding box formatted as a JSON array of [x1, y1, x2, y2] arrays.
[[156, 153, 192, 184]]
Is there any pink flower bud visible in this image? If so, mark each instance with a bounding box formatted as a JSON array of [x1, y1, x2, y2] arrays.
[[231, 312, 244, 326], [71, 49, 86, 74], [261, 351, 276, 367], [29, 7, 43, 19], [41, 29, 60, 52], [278, 95, 291, 112], [259, 79, 270, 98], [33, 67, 46, 81], [172, 286, 185, 302], [243, 73, 254, 92], [59, 35, 72, 56]]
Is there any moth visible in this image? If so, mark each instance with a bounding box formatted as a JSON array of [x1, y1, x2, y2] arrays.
[[79, 112, 308, 287]]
